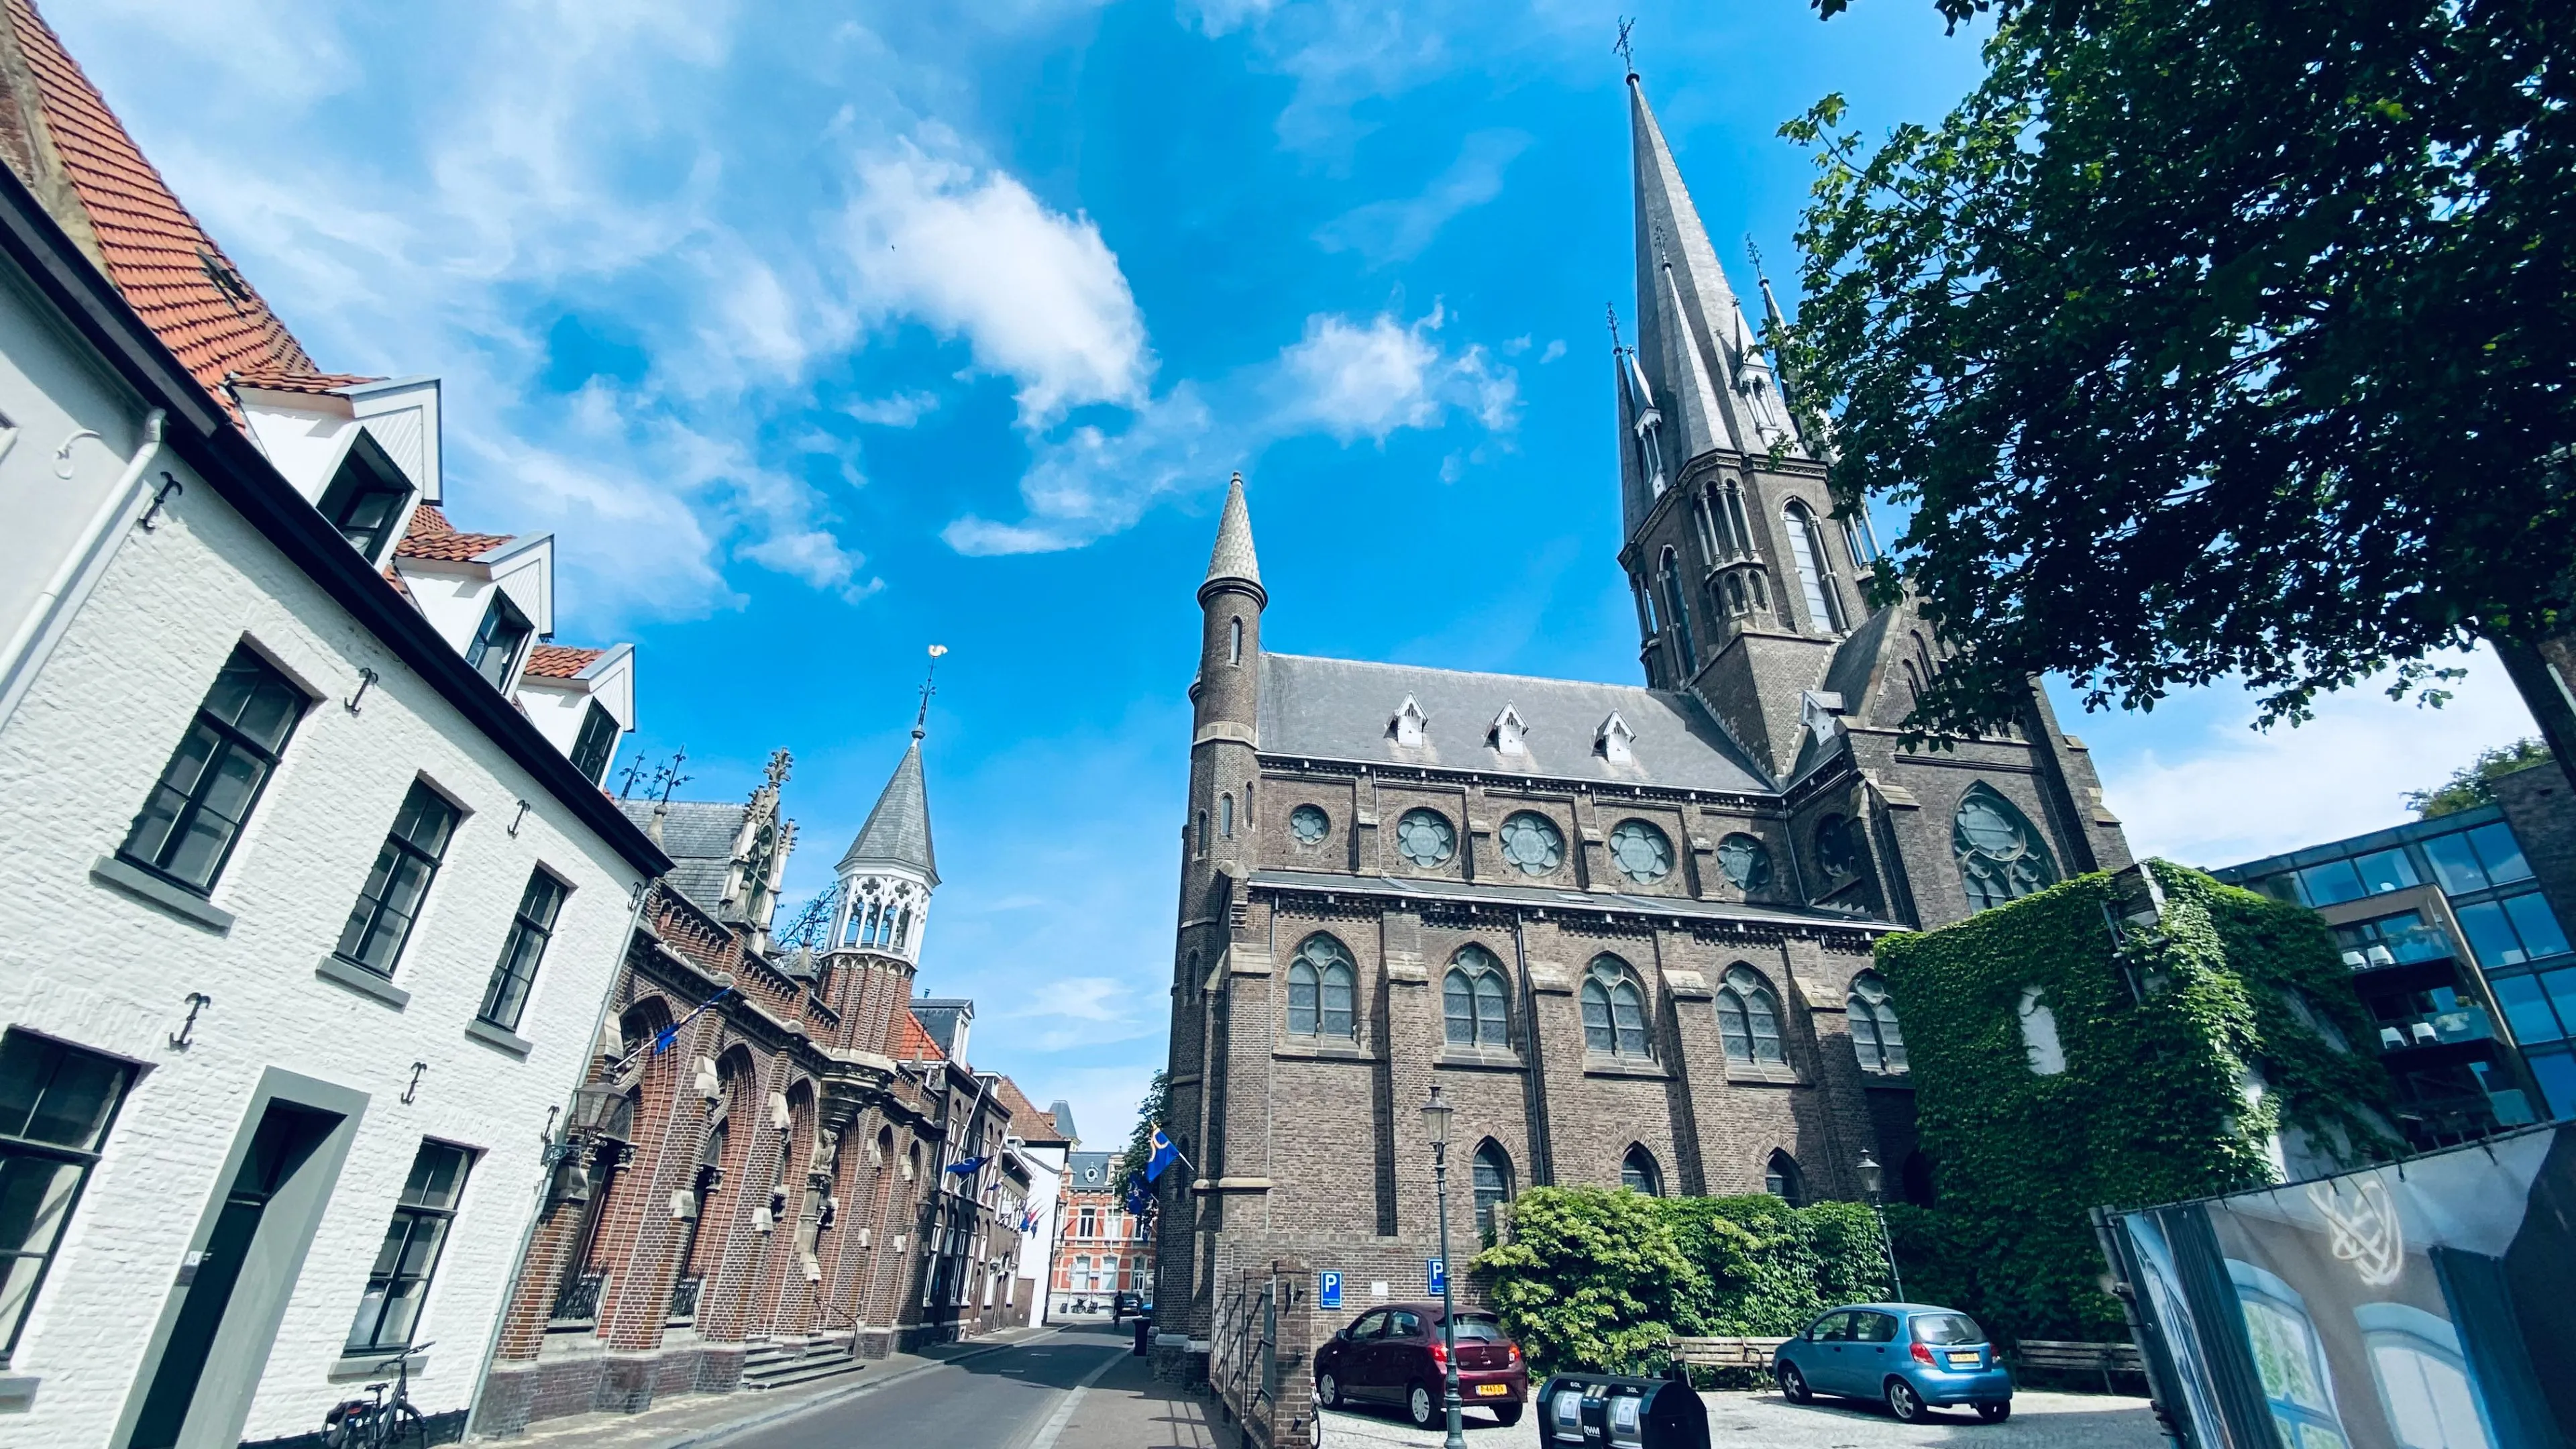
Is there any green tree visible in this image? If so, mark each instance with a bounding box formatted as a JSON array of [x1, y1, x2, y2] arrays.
[[1781, 0, 2576, 782], [1114, 1070, 1170, 1188], [2405, 737, 2553, 818], [1472, 1187, 1694, 1373]]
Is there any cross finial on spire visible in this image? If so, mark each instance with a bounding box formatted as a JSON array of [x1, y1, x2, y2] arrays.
[[764, 748, 794, 790], [1607, 303, 1625, 350], [1614, 16, 1638, 76], [915, 645, 947, 739]]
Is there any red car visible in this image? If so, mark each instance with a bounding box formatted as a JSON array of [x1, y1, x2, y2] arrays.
[[1313, 1303, 1529, 1428]]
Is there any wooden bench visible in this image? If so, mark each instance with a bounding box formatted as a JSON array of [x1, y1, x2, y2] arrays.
[[2015, 1340, 2147, 1394], [1667, 1336, 1792, 1369]]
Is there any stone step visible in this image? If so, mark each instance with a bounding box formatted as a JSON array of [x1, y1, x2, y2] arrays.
[[743, 1351, 864, 1391]]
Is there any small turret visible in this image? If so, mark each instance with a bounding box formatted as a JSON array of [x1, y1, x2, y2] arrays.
[[832, 712, 938, 967]]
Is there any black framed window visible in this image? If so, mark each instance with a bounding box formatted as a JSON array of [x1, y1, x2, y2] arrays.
[[333, 783, 461, 975], [119, 645, 309, 894], [315, 437, 413, 561], [0, 1030, 137, 1362], [568, 702, 620, 785], [345, 1141, 474, 1354], [478, 871, 569, 1030], [464, 594, 533, 692]]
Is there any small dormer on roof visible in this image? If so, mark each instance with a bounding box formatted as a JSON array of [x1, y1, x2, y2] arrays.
[[1390, 696, 1429, 748], [1597, 711, 1638, 764], [1800, 690, 1847, 746], [1490, 705, 1529, 756]]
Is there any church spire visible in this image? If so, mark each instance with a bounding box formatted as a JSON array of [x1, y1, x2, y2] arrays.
[[839, 716, 937, 885], [1200, 472, 1265, 606], [1625, 72, 1806, 482]]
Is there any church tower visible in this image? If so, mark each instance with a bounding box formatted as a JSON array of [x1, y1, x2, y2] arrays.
[[831, 718, 939, 969], [1615, 68, 1876, 782]]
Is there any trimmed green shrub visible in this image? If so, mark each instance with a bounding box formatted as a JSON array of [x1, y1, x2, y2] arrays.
[[1876, 860, 2394, 1343], [1472, 1187, 1895, 1373]]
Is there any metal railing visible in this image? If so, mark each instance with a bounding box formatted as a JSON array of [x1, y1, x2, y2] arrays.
[[668, 1275, 704, 1322], [551, 1270, 606, 1326]]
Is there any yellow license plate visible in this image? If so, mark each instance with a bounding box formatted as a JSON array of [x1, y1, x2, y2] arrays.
[[1477, 1383, 1511, 1397], [1947, 1352, 1980, 1367]]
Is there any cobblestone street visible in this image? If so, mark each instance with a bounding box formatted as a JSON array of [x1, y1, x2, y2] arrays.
[[1321, 1389, 2164, 1449]]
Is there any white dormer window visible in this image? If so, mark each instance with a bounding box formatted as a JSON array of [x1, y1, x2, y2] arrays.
[[315, 430, 416, 565], [1490, 706, 1528, 756], [465, 593, 533, 691], [1391, 696, 1429, 748], [1597, 712, 1636, 764]]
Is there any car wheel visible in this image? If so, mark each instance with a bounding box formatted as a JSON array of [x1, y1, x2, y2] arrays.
[[1888, 1379, 1928, 1424], [1408, 1383, 1438, 1430], [1777, 1362, 1813, 1404], [1319, 1372, 1343, 1410], [1494, 1404, 1525, 1428], [1977, 1401, 2012, 1423]]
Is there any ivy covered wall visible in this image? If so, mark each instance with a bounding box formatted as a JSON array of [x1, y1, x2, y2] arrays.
[[1876, 861, 2394, 1341]]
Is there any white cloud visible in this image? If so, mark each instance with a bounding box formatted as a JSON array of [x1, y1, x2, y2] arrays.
[[842, 140, 1152, 427], [946, 386, 1226, 555], [1269, 306, 1519, 442], [1540, 339, 1566, 363], [1315, 129, 1529, 264], [1181, 0, 1281, 36], [845, 390, 943, 427], [2094, 647, 2540, 869]]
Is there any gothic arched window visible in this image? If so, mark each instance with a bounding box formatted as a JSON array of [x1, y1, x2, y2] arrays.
[[1847, 971, 1906, 1072], [1220, 794, 1234, 839], [1722, 482, 1756, 559], [1472, 1142, 1513, 1243], [1620, 1145, 1663, 1196], [1229, 616, 1243, 665], [1765, 1150, 1805, 1205], [1717, 965, 1786, 1065], [1658, 547, 1698, 678], [1581, 957, 1650, 1057], [1288, 934, 1357, 1039], [1954, 784, 2059, 911], [895, 907, 912, 950], [1444, 947, 1511, 1048], [1692, 495, 1720, 565], [1782, 501, 1845, 632]]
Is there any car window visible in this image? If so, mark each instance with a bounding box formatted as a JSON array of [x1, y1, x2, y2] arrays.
[[1854, 1313, 1899, 1344], [1389, 1310, 1424, 1337], [1911, 1313, 1985, 1346], [1448, 1314, 1508, 1342], [1810, 1311, 1851, 1342], [1349, 1310, 1388, 1339]]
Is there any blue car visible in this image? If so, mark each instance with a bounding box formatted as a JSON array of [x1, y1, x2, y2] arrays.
[[1772, 1303, 2013, 1423]]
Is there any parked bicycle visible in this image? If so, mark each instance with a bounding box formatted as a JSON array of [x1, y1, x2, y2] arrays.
[[323, 1341, 432, 1449]]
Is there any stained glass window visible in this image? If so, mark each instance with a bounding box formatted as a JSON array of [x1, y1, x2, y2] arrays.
[[1718, 966, 1786, 1064], [1472, 1144, 1512, 1242], [1289, 804, 1329, 845], [1953, 784, 2059, 911], [1765, 1151, 1803, 1205], [1848, 972, 1907, 1072], [1583, 959, 1649, 1057], [1497, 812, 1564, 875], [1620, 1146, 1662, 1195], [1444, 947, 1509, 1047], [1608, 820, 1673, 884], [1717, 833, 1772, 891], [1395, 809, 1456, 867], [1291, 936, 1356, 1038]]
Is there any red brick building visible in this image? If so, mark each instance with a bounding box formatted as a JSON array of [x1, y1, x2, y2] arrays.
[[1049, 1151, 1154, 1317], [476, 735, 1047, 1431]]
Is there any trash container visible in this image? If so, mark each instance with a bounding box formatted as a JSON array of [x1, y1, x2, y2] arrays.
[[1536, 1373, 1709, 1449], [1133, 1313, 1152, 1356]]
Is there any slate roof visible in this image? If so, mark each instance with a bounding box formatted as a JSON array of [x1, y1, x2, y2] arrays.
[[911, 998, 970, 1062], [621, 798, 745, 912], [1046, 1099, 1078, 1142], [1066, 1152, 1116, 1192], [524, 645, 604, 680], [839, 734, 937, 883], [1257, 653, 1774, 794], [1247, 867, 1900, 932], [0, 0, 321, 416], [1203, 474, 1261, 596]]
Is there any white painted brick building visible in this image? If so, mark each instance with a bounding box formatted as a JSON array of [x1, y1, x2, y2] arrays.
[[0, 6, 672, 1444]]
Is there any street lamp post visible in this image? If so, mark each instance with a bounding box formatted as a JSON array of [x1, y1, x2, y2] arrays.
[[1858, 1152, 1904, 1303], [1421, 1084, 1466, 1449]]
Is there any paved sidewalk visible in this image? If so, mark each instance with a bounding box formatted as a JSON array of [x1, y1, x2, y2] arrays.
[[1040, 1348, 1222, 1449], [1322, 1388, 2163, 1449], [477, 1326, 1048, 1448]]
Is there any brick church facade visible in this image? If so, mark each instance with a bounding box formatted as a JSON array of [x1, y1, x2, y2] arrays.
[[1148, 70, 2134, 1367]]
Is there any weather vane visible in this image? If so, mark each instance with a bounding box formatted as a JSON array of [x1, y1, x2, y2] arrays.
[[915, 644, 947, 734], [1614, 17, 1637, 74], [1607, 303, 1625, 350]]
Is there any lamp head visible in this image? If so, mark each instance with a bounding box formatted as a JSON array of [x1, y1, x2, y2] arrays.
[[1858, 1151, 1884, 1201], [1419, 1083, 1452, 1148]]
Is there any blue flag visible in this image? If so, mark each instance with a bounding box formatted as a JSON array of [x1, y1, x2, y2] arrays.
[[947, 1155, 989, 1176], [1124, 1173, 1152, 1216], [1145, 1126, 1181, 1183]]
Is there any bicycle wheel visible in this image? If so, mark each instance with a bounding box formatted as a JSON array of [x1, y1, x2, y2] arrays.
[[378, 1404, 429, 1449]]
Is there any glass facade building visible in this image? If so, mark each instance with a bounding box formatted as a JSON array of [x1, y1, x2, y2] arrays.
[[2216, 804, 2568, 1141]]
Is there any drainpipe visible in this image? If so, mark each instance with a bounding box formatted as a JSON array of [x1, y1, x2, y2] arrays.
[[0, 408, 165, 729]]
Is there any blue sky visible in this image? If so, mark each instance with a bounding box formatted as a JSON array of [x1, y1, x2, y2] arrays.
[[56, 0, 2538, 1147]]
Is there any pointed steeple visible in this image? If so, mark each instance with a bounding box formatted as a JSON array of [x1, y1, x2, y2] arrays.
[[1625, 72, 1807, 484], [839, 730, 937, 885], [1200, 472, 1265, 605]]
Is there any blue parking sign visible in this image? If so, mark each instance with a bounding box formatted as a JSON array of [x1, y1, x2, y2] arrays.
[[1427, 1257, 1446, 1295], [1319, 1271, 1342, 1309]]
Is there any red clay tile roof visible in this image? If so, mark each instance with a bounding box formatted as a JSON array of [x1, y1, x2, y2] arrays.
[[893, 1010, 945, 1063], [230, 368, 383, 395], [1, 0, 325, 418], [392, 502, 512, 564], [989, 1077, 1073, 1146], [523, 645, 604, 680]]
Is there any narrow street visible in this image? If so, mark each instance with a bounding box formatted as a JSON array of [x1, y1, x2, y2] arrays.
[[714, 1322, 1205, 1449]]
